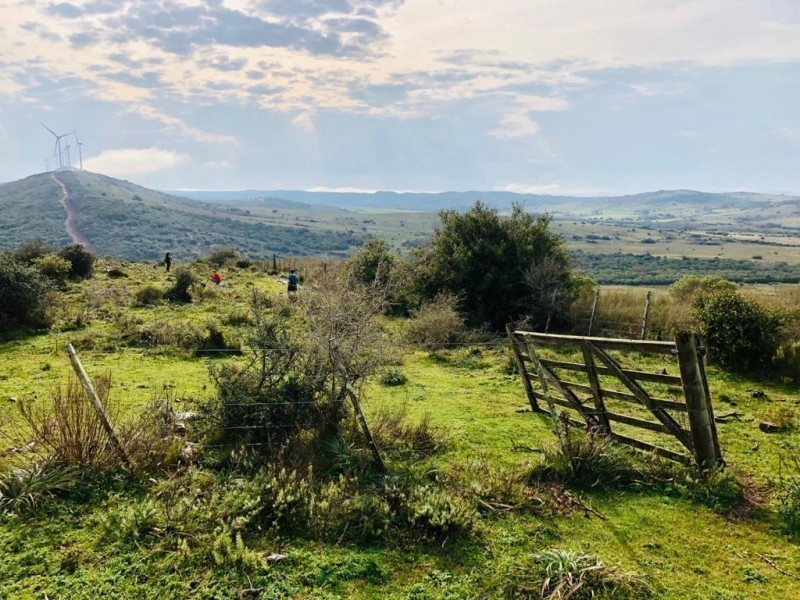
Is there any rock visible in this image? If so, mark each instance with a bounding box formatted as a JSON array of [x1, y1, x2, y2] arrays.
[[266, 553, 287, 564], [174, 411, 199, 422], [7, 396, 17, 403], [759, 421, 780, 433], [748, 390, 766, 399]]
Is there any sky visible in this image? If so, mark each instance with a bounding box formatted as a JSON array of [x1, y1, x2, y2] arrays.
[[0, 0, 798, 194]]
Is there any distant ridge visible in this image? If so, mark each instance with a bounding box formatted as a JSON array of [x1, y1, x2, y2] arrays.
[[172, 188, 800, 214]]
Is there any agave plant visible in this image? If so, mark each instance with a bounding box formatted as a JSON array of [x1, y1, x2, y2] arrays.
[[0, 460, 79, 513]]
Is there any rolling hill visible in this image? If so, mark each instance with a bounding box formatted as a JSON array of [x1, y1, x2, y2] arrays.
[[0, 170, 364, 261]]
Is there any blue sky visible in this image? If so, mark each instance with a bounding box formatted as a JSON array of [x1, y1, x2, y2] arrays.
[[0, 0, 798, 194]]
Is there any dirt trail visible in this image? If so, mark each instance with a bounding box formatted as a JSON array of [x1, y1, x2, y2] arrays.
[[51, 172, 97, 253]]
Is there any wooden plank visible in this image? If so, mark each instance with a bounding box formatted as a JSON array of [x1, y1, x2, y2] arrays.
[[536, 361, 600, 427], [549, 379, 687, 411], [539, 358, 682, 385], [506, 324, 540, 412], [514, 331, 676, 355], [531, 391, 581, 411], [609, 432, 691, 464], [605, 411, 674, 435], [582, 342, 610, 433], [589, 343, 693, 451]]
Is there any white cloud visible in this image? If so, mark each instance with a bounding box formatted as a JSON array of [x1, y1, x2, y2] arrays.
[[291, 112, 316, 132], [489, 112, 540, 140], [774, 126, 800, 141], [83, 147, 190, 177], [679, 129, 698, 138]]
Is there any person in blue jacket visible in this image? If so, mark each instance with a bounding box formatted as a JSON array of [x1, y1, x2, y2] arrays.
[[287, 269, 299, 298]]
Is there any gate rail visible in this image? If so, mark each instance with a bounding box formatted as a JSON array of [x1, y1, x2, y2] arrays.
[[507, 327, 722, 468]]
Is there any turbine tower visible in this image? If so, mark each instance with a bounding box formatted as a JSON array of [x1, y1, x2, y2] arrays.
[[40, 122, 74, 170], [74, 132, 84, 170], [65, 142, 72, 167]]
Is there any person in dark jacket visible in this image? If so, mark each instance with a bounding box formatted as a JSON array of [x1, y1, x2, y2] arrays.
[[287, 269, 299, 298], [164, 252, 172, 272]]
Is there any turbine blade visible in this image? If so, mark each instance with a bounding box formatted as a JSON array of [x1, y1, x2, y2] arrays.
[[40, 122, 58, 137]]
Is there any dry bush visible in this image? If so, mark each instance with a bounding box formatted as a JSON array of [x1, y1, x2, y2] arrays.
[[404, 292, 468, 351], [370, 406, 444, 458], [13, 374, 180, 473]]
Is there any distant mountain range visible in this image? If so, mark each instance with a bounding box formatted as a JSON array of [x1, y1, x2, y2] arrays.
[[172, 187, 800, 218]]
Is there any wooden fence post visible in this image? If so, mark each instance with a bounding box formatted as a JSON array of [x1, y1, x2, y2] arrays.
[[66, 344, 132, 470], [587, 288, 600, 336], [272, 253, 277, 272], [331, 344, 386, 473], [675, 332, 723, 469], [581, 342, 610, 433], [640, 291, 652, 340]]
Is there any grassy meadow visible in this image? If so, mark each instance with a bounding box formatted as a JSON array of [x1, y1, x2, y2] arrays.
[[0, 261, 799, 599]]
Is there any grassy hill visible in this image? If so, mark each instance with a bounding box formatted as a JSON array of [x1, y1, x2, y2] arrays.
[[0, 170, 364, 261]]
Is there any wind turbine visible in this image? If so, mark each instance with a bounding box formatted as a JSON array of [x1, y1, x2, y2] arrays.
[[65, 142, 72, 167], [74, 132, 84, 170], [40, 122, 74, 170]]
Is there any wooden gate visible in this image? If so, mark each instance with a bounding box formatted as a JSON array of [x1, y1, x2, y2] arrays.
[[507, 327, 723, 468]]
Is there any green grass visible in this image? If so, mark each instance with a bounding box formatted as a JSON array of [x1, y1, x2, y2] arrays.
[[0, 267, 799, 598]]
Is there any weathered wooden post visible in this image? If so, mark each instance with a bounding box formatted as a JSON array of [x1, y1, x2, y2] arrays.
[[66, 343, 132, 470], [506, 325, 540, 412], [675, 332, 723, 468], [587, 288, 600, 336], [272, 253, 277, 272], [640, 291, 652, 340]]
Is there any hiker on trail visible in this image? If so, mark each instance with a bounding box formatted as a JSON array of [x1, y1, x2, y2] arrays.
[[287, 269, 299, 298], [209, 270, 222, 286], [164, 252, 172, 272]]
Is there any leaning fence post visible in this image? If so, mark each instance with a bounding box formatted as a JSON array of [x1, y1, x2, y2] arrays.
[[66, 343, 132, 470], [587, 288, 600, 336], [506, 324, 540, 412], [640, 291, 652, 340], [674, 332, 722, 469]]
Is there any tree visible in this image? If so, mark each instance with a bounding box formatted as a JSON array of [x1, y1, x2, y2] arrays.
[[58, 244, 95, 279], [0, 255, 51, 332], [416, 202, 575, 330], [343, 239, 394, 287]]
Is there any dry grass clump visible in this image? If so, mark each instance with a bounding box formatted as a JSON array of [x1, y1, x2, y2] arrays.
[[506, 549, 651, 599], [11, 374, 180, 473]]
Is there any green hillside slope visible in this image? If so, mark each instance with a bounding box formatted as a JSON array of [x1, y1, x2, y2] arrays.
[[0, 173, 72, 248], [0, 171, 364, 260]]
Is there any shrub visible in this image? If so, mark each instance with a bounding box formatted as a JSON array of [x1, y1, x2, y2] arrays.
[[409, 485, 476, 538], [669, 275, 735, 303], [506, 549, 650, 600], [0, 254, 52, 332], [777, 454, 800, 537], [405, 292, 467, 351], [58, 244, 95, 279], [344, 239, 395, 287], [235, 258, 252, 269], [0, 461, 79, 514], [164, 267, 197, 303], [135, 285, 164, 306], [694, 289, 783, 372], [206, 246, 240, 267], [13, 239, 56, 265], [775, 341, 800, 382], [107, 268, 128, 279], [34, 254, 72, 287], [530, 429, 653, 489], [380, 368, 408, 386]]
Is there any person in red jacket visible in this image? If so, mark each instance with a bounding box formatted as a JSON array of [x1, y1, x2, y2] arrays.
[[209, 270, 222, 286]]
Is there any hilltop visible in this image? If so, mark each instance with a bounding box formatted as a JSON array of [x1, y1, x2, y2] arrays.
[[0, 170, 363, 261]]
